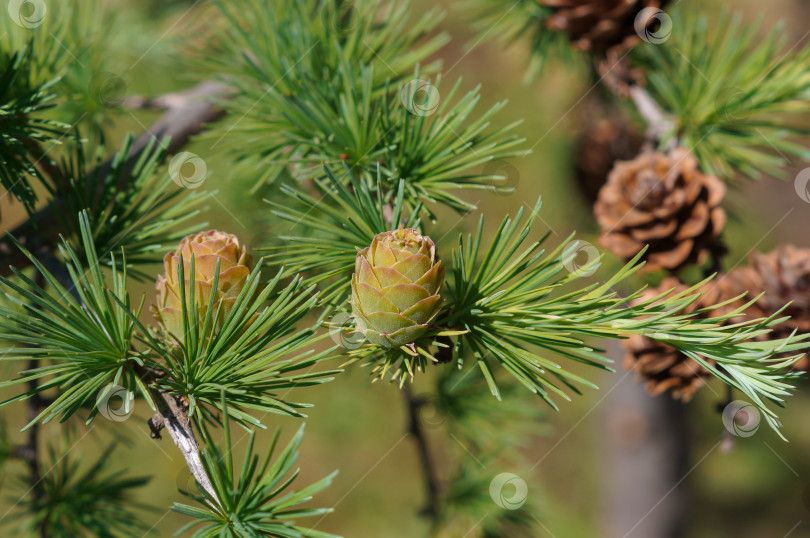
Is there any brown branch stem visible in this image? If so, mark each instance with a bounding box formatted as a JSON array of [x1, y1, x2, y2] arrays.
[[20, 271, 49, 537], [402, 384, 441, 526], [133, 364, 218, 504], [627, 85, 676, 145], [24, 360, 47, 538], [0, 80, 231, 276]]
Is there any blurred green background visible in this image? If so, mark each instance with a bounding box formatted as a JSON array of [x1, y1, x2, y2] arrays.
[[2, 0, 810, 536]]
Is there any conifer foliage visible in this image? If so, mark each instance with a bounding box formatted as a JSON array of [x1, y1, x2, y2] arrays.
[[1, 0, 809, 536]]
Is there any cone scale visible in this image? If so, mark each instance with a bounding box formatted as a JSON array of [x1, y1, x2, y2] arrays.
[[351, 229, 444, 348], [155, 230, 252, 343]]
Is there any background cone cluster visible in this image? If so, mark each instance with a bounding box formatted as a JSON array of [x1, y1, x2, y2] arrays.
[[621, 276, 746, 401], [623, 245, 810, 399], [594, 148, 726, 273], [541, 0, 671, 53]]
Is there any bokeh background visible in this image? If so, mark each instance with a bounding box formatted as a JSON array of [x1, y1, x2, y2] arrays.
[[2, 0, 810, 536]]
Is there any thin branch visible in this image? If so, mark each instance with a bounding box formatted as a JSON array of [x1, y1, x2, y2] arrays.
[[627, 84, 676, 143], [21, 271, 49, 538], [134, 364, 218, 504], [23, 361, 47, 538], [122, 82, 233, 111], [402, 384, 441, 526], [0, 80, 231, 276]]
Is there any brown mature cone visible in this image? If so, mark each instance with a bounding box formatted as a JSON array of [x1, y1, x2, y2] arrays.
[[540, 0, 671, 53], [725, 245, 810, 371], [622, 276, 747, 401], [574, 111, 644, 206], [155, 231, 253, 343], [594, 148, 727, 273]]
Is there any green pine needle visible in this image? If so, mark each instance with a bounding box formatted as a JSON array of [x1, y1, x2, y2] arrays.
[[265, 164, 420, 305], [55, 134, 206, 276], [0, 212, 149, 429], [442, 201, 807, 437], [129, 257, 341, 428], [13, 444, 153, 537], [173, 399, 338, 538], [637, 10, 810, 179], [461, 0, 578, 82], [0, 46, 69, 218]]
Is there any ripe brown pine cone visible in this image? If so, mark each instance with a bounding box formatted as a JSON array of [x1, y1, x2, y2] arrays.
[[540, 0, 671, 53], [574, 110, 644, 206], [725, 245, 810, 371], [594, 148, 726, 273], [622, 276, 748, 401]]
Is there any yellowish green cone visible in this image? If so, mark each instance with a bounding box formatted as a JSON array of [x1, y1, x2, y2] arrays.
[[351, 229, 444, 348]]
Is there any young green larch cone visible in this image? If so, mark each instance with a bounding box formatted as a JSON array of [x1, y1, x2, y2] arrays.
[[351, 229, 444, 348], [155, 230, 253, 343]]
